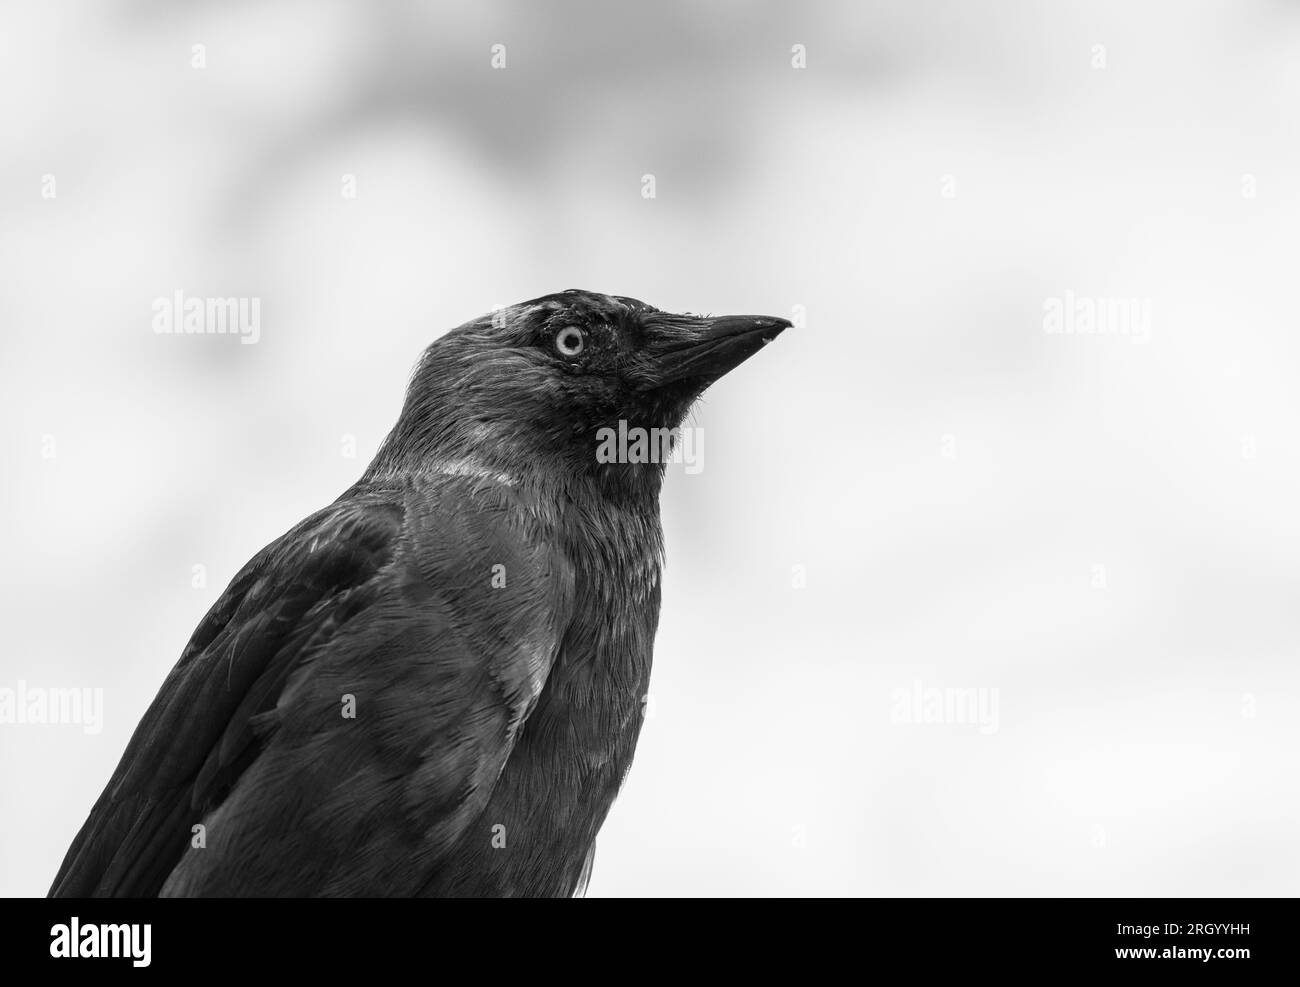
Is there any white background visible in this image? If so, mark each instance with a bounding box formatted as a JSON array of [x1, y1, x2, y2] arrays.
[[2, 0, 1298, 896]]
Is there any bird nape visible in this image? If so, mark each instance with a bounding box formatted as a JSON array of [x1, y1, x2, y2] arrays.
[[50, 289, 790, 898]]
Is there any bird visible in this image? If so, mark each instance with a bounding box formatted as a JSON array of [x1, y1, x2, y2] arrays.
[[49, 289, 790, 897]]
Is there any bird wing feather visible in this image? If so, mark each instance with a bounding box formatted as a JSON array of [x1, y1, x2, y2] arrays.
[[50, 480, 572, 896]]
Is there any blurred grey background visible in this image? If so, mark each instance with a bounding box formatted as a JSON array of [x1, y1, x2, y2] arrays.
[[3, 0, 1299, 897]]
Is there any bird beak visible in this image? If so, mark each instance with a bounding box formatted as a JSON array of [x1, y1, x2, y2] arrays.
[[643, 312, 792, 388]]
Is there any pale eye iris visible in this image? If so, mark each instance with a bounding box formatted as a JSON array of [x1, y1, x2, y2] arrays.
[[555, 326, 585, 356]]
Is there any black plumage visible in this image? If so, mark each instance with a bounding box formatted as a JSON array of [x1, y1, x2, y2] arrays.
[[50, 289, 789, 897]]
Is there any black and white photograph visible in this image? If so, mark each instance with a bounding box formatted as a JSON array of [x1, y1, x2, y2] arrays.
[[0, 0, 1293, 968]]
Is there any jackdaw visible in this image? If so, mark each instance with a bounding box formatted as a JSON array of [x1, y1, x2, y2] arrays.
[[50, 289, 789, 897]]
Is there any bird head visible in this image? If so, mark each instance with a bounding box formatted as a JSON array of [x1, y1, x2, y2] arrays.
[[369, 289, 790, 492]]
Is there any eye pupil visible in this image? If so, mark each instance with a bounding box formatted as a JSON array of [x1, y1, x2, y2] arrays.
[[555, 326, 584, 356]]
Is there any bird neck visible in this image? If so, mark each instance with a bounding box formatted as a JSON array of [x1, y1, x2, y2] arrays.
[[365, 416, 671, 507]]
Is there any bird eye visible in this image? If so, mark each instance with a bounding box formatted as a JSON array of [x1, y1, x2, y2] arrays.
[[554, 326, 585, 357]]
